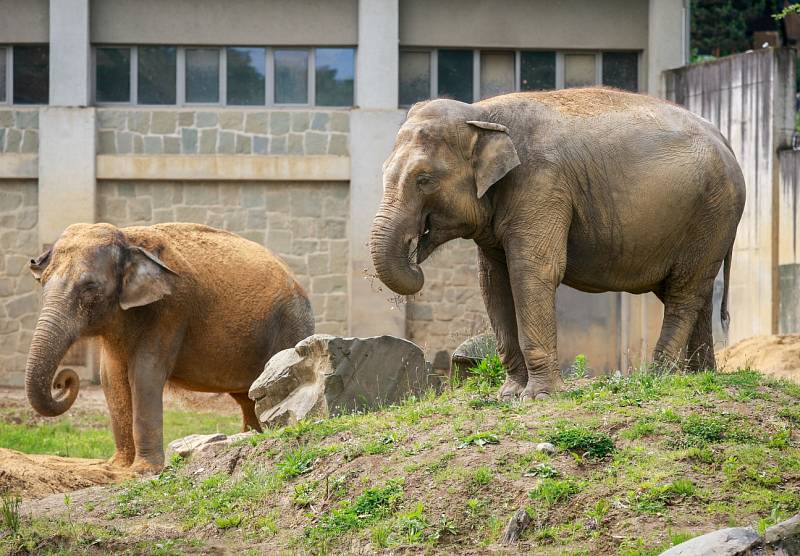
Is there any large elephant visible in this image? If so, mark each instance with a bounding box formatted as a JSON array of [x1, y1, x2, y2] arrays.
[[26, 222, 313, 473], [370, 88, 745, 401]]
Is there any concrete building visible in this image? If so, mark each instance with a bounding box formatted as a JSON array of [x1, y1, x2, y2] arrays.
[[0, 0, 689, 385]]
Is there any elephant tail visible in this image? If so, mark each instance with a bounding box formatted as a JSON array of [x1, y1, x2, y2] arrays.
[[720, 245, 733, 342]]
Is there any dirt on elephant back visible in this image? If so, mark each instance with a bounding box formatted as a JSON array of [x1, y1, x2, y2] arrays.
[[0, 448, 134, 499], [717, 334, 800, 383]]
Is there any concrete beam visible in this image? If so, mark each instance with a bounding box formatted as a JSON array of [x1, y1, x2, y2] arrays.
[[96, 154, 351, 181], [0, 154, 38, 178], [38, 108, 96, 244], [356, 0, 398, 109], [647, 0, 688, 97], [49, 0, 91, 106]]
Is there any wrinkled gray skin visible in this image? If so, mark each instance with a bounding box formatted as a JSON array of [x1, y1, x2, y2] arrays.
[[370, 89, 746, 400]]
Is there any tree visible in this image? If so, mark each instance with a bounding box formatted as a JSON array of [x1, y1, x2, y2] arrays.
[[691, 0, 780, 58]]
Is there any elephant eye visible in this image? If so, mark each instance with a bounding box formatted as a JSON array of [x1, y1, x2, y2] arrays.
[[416, 173, 437, 193]]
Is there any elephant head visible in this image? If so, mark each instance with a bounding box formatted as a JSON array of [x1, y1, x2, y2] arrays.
[[26, 223, 177, 417], [370, 99, 520, 295]]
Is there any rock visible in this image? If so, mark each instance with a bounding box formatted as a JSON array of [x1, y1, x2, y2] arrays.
[[765, 513, 800, 554], [535, 442, 556, 454], [658, 527, 762, 556], [249, 334, 436, 427], [451, 334, 497, 376], [501, 508, 532, 544], [167, 433, 227, 458]]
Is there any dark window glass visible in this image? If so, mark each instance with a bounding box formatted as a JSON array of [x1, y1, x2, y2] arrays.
[[138, 46, 176, 104], [13, 45, 48, 104], [520, 51, 555, 91], [186, 48, 219, 103], [437, 49, 472, 103], [399, 51, 430, 106], [0, 48, 6, 102], [603, 52, 639, 92], [96, 47, 130, 102], [226, 47, 265, 105], [480, 51, 514, 99], [315, 48, 354, 106], [275, 50, 308, 104]]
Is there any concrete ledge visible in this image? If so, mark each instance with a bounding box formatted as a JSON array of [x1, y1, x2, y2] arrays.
[[0, 154, 38, 179], [96, 155, 350, 181]]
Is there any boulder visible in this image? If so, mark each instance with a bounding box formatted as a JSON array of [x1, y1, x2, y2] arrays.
[[451, 334, 497, 377], [765, 513, 800, 554], [658, 527, 761, 556], [167, 433, 227, 458], [249, 334, 436, 427]]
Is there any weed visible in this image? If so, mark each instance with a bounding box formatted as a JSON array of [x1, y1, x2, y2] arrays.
[[529, 478, 581, 506], [630, 479, 697, 514], [547, 425, 615, 458], [571, 354, 588, 379], [527, 462, 560, 478], [457, 431, 500, 449], [622, 420, 656, 440], [683, 446, 715, 464], [681, 414, 727, 444], [1, 493, 21, 534], [277, 446, 321, 479], [471, 466, 493, 487], [214, 514, 242, 529], [391, 502, 430, 544], [465, 354, 506, 391], [586, 498, 611, 522], [293, 481, 317, 508]]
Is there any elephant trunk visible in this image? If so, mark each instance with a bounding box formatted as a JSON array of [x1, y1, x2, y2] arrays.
[[370, 204, 425, 295], [25, 297, 81, 417]]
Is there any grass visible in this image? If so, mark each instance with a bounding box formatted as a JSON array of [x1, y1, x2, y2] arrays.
[[2, 363, 800, 554], [0, 408, 241, 459]]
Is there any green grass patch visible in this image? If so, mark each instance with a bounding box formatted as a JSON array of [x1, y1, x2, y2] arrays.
[[546, 425, 615, 458]]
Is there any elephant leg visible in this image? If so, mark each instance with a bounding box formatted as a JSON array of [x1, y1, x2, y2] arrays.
[[478, 247, 527, 400], [686, 292, 716, 372], [229, 392, 262, 433], [128, 325, 185, 474], [100, 346, 135, 467], [653, 274, 713, 372], [505, 238, 567, 401]]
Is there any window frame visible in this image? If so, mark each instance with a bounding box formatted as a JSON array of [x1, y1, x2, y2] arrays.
[[91, 45, 356, 108], [3, 44, 50, 106], [398, 48, 642, 107]]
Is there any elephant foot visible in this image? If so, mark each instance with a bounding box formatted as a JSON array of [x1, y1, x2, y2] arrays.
[[498, 376, 526, 400], [107, 451, 135, 468], [130, 458, 164, 476], [520, 375, 564, 401]]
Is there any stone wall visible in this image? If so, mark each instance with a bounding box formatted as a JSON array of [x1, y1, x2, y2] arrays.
[[0, 109, 39, 153], [96, 109, 349, 156], [406, 239, 489, 359], [0, 181, 39, 386], [97, 181, 349, 334]]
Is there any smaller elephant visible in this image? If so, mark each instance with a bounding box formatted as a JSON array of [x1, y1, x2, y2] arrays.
[[26, 223, 314, 474]]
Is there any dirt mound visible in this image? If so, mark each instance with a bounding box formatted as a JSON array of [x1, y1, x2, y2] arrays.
[[717, 334, 800, 382], [0, 448, 134, 499]]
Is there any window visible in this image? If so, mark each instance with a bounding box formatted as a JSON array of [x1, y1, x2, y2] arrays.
[[13, 45, 48, 104], [226, 47, 265, 106], [138, 46, 176, 104], [437, 49, 473, 103], [602, 52, 638, 92], [275, 50, 308, 104], [564, 54, 597, 88], [315, 48, 354, 107], [0, 48, 6, 103], [185, 48, 219, 103], [399, 51, 430, 106], [480, 51, 514, 99], [96, 47, 130, 102], [520, 51, 555, 91]]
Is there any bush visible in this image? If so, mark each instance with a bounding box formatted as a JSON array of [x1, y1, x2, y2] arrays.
[[547, 425, 615, 458], [466, 355, 505, 390]]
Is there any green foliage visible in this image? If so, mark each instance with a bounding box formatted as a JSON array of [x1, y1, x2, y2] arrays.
[[465, 354, 506, 391], [528, 478, 581, 506], [528, 462, 560, 478], [630, 479, 698, 514], [1, 493, 21, 534], [571, 354, 588, 378], [681, 414, 727, 444], [546, 425, 615, 458], [457, 431, 500, 449], [471, 465, 493, 487], [276, 446, 321, 479], [773, 3, 800, 20], [691, 0, 777, 58]]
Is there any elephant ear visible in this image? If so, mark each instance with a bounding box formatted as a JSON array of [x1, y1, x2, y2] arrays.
[[29, 247, 52, 282], [119, 246, 178, 310], [467, 120, 521, 198]]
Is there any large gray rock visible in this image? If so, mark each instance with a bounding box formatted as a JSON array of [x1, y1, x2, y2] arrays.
[[765, 513, 800, 554], [451, 334, 497, 376], [658, 527, 762, 556], [249, 334, 436, 427]]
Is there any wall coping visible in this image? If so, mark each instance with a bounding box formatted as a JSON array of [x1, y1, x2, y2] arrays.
[[96, 155, 350, 181]]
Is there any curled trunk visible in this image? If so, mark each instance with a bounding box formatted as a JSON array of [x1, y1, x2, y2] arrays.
[[25, 305, 80, 417], [369, 207, 424, 295]]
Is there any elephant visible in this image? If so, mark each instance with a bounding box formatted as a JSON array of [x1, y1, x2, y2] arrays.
[[26, 222, 314, 473], [370, 88, 746, 401]]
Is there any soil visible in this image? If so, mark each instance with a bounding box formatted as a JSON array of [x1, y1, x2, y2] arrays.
[[0, 448, 133, 499], [717, 334, 800, 382]]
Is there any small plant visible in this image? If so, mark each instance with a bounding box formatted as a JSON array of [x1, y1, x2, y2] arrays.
[[465, 498, 487, 522], [571, 354, 588, 379], [471, 466, 493, 487], [547, 425, 615, 458], [214, 514, 242, 529], [457, 431, 500, 449], [527, 462, 560, 478], [1, 493, 21, 534], [682, 414, 727, 444], [466, 354, 506, 391], [587, 498, 611, 523], [391, 502, 430, 544], [622, 420, 656, 440], [528, 478, 580, 506], [277, 446, 320, 479], [631, 479, 697, 514], [293, 481, 317, 508]]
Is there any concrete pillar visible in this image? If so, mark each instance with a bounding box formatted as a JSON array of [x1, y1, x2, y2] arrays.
[[39, 0, 96, 246], [647, 0, 689, 97], [348, 0, 406, 337]]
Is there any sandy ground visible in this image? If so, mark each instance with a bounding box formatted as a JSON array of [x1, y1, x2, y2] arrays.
[[717, 334, 800, 383]]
